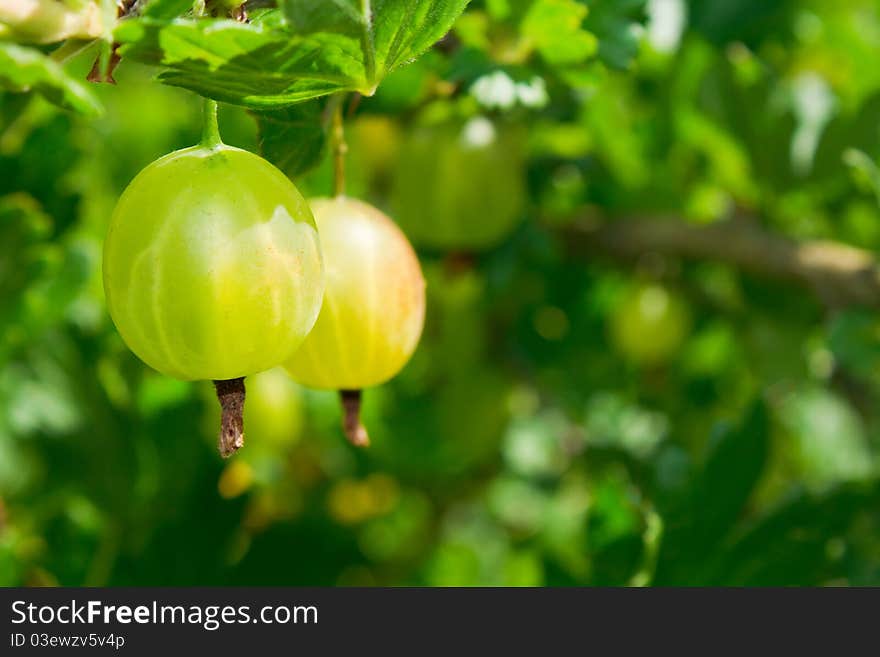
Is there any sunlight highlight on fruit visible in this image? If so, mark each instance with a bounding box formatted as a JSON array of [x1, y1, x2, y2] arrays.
[[284, 196, 425, 446]]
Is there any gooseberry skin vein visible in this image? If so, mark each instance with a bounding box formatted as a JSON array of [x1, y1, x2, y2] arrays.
[[104, 143, 325, 382]]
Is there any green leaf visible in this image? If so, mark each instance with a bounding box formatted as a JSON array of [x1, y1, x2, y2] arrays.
[[116, 17, 364, 107], [254, 100, 328, 178], [117, 1, 470, 107], [283, 0, 470, 90], [0, 43, 102, 116]]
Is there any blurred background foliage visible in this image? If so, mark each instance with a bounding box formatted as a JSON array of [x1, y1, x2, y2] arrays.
[[2, 0, 880, 586]]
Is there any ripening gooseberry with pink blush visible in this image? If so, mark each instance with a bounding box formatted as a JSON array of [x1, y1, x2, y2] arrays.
[[284, 196, 426, 446]]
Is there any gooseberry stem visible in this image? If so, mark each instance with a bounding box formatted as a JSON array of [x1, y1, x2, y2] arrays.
[[214, 378, 246, 458], [331, 95, 348, 197], [339, 389, 369, 447], [201, 98, 222, 148]]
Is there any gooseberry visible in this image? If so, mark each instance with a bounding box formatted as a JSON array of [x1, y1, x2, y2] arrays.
[[283, 196, 425, 446], [390, 116, 526, 251], [608, 283, 691, 366], [104, 102, 324, 456]]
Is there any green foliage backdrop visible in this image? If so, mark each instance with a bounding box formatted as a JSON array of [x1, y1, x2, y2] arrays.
[[2, 0, 880, 586]]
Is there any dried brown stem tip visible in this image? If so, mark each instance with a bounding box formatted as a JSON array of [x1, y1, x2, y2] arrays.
[[214, 377, 246, 458], [339, 389, 370, 447], [87, 47, 121, 84]]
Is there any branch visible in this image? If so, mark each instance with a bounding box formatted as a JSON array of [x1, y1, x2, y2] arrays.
[[562, 216, 880, 310]]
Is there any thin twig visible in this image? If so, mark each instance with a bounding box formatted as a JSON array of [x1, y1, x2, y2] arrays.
[[331, 95, 348, 197], [562, 215, 880, 310]]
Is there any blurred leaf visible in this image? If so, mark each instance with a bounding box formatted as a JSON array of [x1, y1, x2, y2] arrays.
[[687, 0, 794, 48], [588, 470, 641, 550], [0, 194, 59, 361], [827, 310, 880, 382], [842, 149, 880, 206], [0, 43, 102, 116], [359, 491, 432, 562], [583, 0, 646, 69], [712, 483, 880, 585], [488, 476, 548, 533], [502, 550, 545, 586], [584, 392, 668, 458], [812, 94, 880, 184], [655, 402, 769, 584], [777, 386, 873, 490], [3, 352, 83, 436], [521, 0, 598, 65], [694, 401, 769, 547], [503, 411, 572, 478]]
